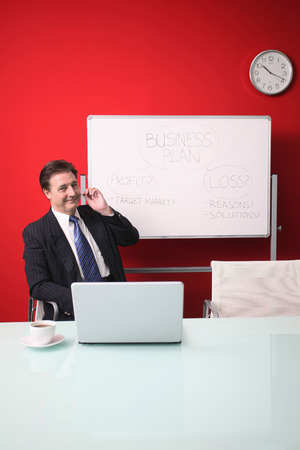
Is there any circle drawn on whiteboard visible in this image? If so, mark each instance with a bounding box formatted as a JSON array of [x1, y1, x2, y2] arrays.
[[139, 124, 218, 171], [107, 167, 156, 196], [204, 166, 252, 199]]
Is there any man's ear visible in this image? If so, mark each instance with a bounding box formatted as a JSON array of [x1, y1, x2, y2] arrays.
[[43, 189, 51, 200]]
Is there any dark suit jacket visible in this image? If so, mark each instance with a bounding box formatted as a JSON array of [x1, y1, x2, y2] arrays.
[[23, 206, 139, 320]]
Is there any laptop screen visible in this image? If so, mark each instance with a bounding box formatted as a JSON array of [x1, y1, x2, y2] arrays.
[[71, 281, 184, 344]]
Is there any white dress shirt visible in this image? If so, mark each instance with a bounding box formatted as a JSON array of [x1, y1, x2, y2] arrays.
[[52, 208, 110, 279]]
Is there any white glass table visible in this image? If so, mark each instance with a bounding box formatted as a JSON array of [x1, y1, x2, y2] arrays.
[[1, 317, 300, 450]]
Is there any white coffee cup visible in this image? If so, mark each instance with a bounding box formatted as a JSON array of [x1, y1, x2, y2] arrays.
[[29, 320, 56, 345]]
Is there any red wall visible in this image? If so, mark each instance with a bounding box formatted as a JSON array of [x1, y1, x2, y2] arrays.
[[1, 0, 299, 322]]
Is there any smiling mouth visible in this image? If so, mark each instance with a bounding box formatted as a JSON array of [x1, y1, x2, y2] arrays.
[[65, 198, 79, 203]]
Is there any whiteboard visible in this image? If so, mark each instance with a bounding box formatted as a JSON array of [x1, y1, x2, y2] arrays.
[[87, 115, 271, 238]]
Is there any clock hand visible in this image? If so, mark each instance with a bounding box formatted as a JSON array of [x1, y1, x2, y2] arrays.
[[262, 65, 272, 75], [262, 65, 287, 82], [270, 73, 287, 82]]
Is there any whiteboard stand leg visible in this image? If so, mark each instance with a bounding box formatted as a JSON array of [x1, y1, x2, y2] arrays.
[[80, 174, 86, 205], [270, 174, 278, 261]]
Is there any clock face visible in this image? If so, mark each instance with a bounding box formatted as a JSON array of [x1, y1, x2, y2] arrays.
[[249, 50, 293, 95]]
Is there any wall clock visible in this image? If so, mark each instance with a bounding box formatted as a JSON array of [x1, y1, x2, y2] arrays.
[[249, 50, 293, 95]]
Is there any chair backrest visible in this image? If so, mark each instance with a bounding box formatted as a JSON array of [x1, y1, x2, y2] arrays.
[[211, 260, 300, 318]]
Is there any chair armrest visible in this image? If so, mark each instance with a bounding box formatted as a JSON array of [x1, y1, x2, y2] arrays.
[[203, 300, 219, 318], [45, 301, 59, 321], [28, 297, 59, 321]]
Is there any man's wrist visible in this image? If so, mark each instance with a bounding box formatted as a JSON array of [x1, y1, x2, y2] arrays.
[[98, 206, 114, 216]]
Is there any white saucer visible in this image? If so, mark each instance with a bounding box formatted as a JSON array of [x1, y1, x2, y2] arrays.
[[22, 334, 64, 348]]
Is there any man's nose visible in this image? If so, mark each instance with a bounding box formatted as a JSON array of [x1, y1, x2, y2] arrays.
[[66, 185, 76, 196]]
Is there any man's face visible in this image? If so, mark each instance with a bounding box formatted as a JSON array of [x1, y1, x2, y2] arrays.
[[43, 171, 81, 215]]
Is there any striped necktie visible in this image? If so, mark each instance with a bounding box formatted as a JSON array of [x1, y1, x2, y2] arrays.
[[69, 215, 102, 282]]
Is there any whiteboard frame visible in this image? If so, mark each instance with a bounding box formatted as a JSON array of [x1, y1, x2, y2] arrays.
[[87, 115, 271, 239]]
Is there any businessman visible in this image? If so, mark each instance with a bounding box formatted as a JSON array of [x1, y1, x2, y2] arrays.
[[23, 159, 139, 320]]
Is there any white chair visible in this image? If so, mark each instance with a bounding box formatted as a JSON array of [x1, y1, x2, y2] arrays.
[[203, 260, 300, 318], [28, 297, 59, 321]]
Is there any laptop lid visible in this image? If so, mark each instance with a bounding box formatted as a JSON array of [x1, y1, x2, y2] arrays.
[[71, 281, 184, 344]]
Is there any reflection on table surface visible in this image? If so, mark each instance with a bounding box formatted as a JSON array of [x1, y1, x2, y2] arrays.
[[1, 317, 300, 450]]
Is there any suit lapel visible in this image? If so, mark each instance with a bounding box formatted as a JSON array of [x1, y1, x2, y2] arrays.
[[47, 209, 82, 281], [78, 206, 111, 260]]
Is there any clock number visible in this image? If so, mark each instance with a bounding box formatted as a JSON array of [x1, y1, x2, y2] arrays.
[[256, 63, 262, 68], [256, 78, 261, 84], [283, 71, 287, 76], [281, 63, 286, 69], [268, 85, 273, 91], [268, 56, 274, 62], [275, 83, 280, 90]]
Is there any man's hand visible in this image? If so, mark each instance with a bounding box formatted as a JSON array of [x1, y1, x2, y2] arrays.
[[82, 188, 113, 216]]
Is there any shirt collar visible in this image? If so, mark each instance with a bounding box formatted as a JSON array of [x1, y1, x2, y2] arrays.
[[51, 208, 81, 227]]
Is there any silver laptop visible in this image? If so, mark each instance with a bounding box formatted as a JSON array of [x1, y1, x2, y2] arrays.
[[71, 281, 184, 344]]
